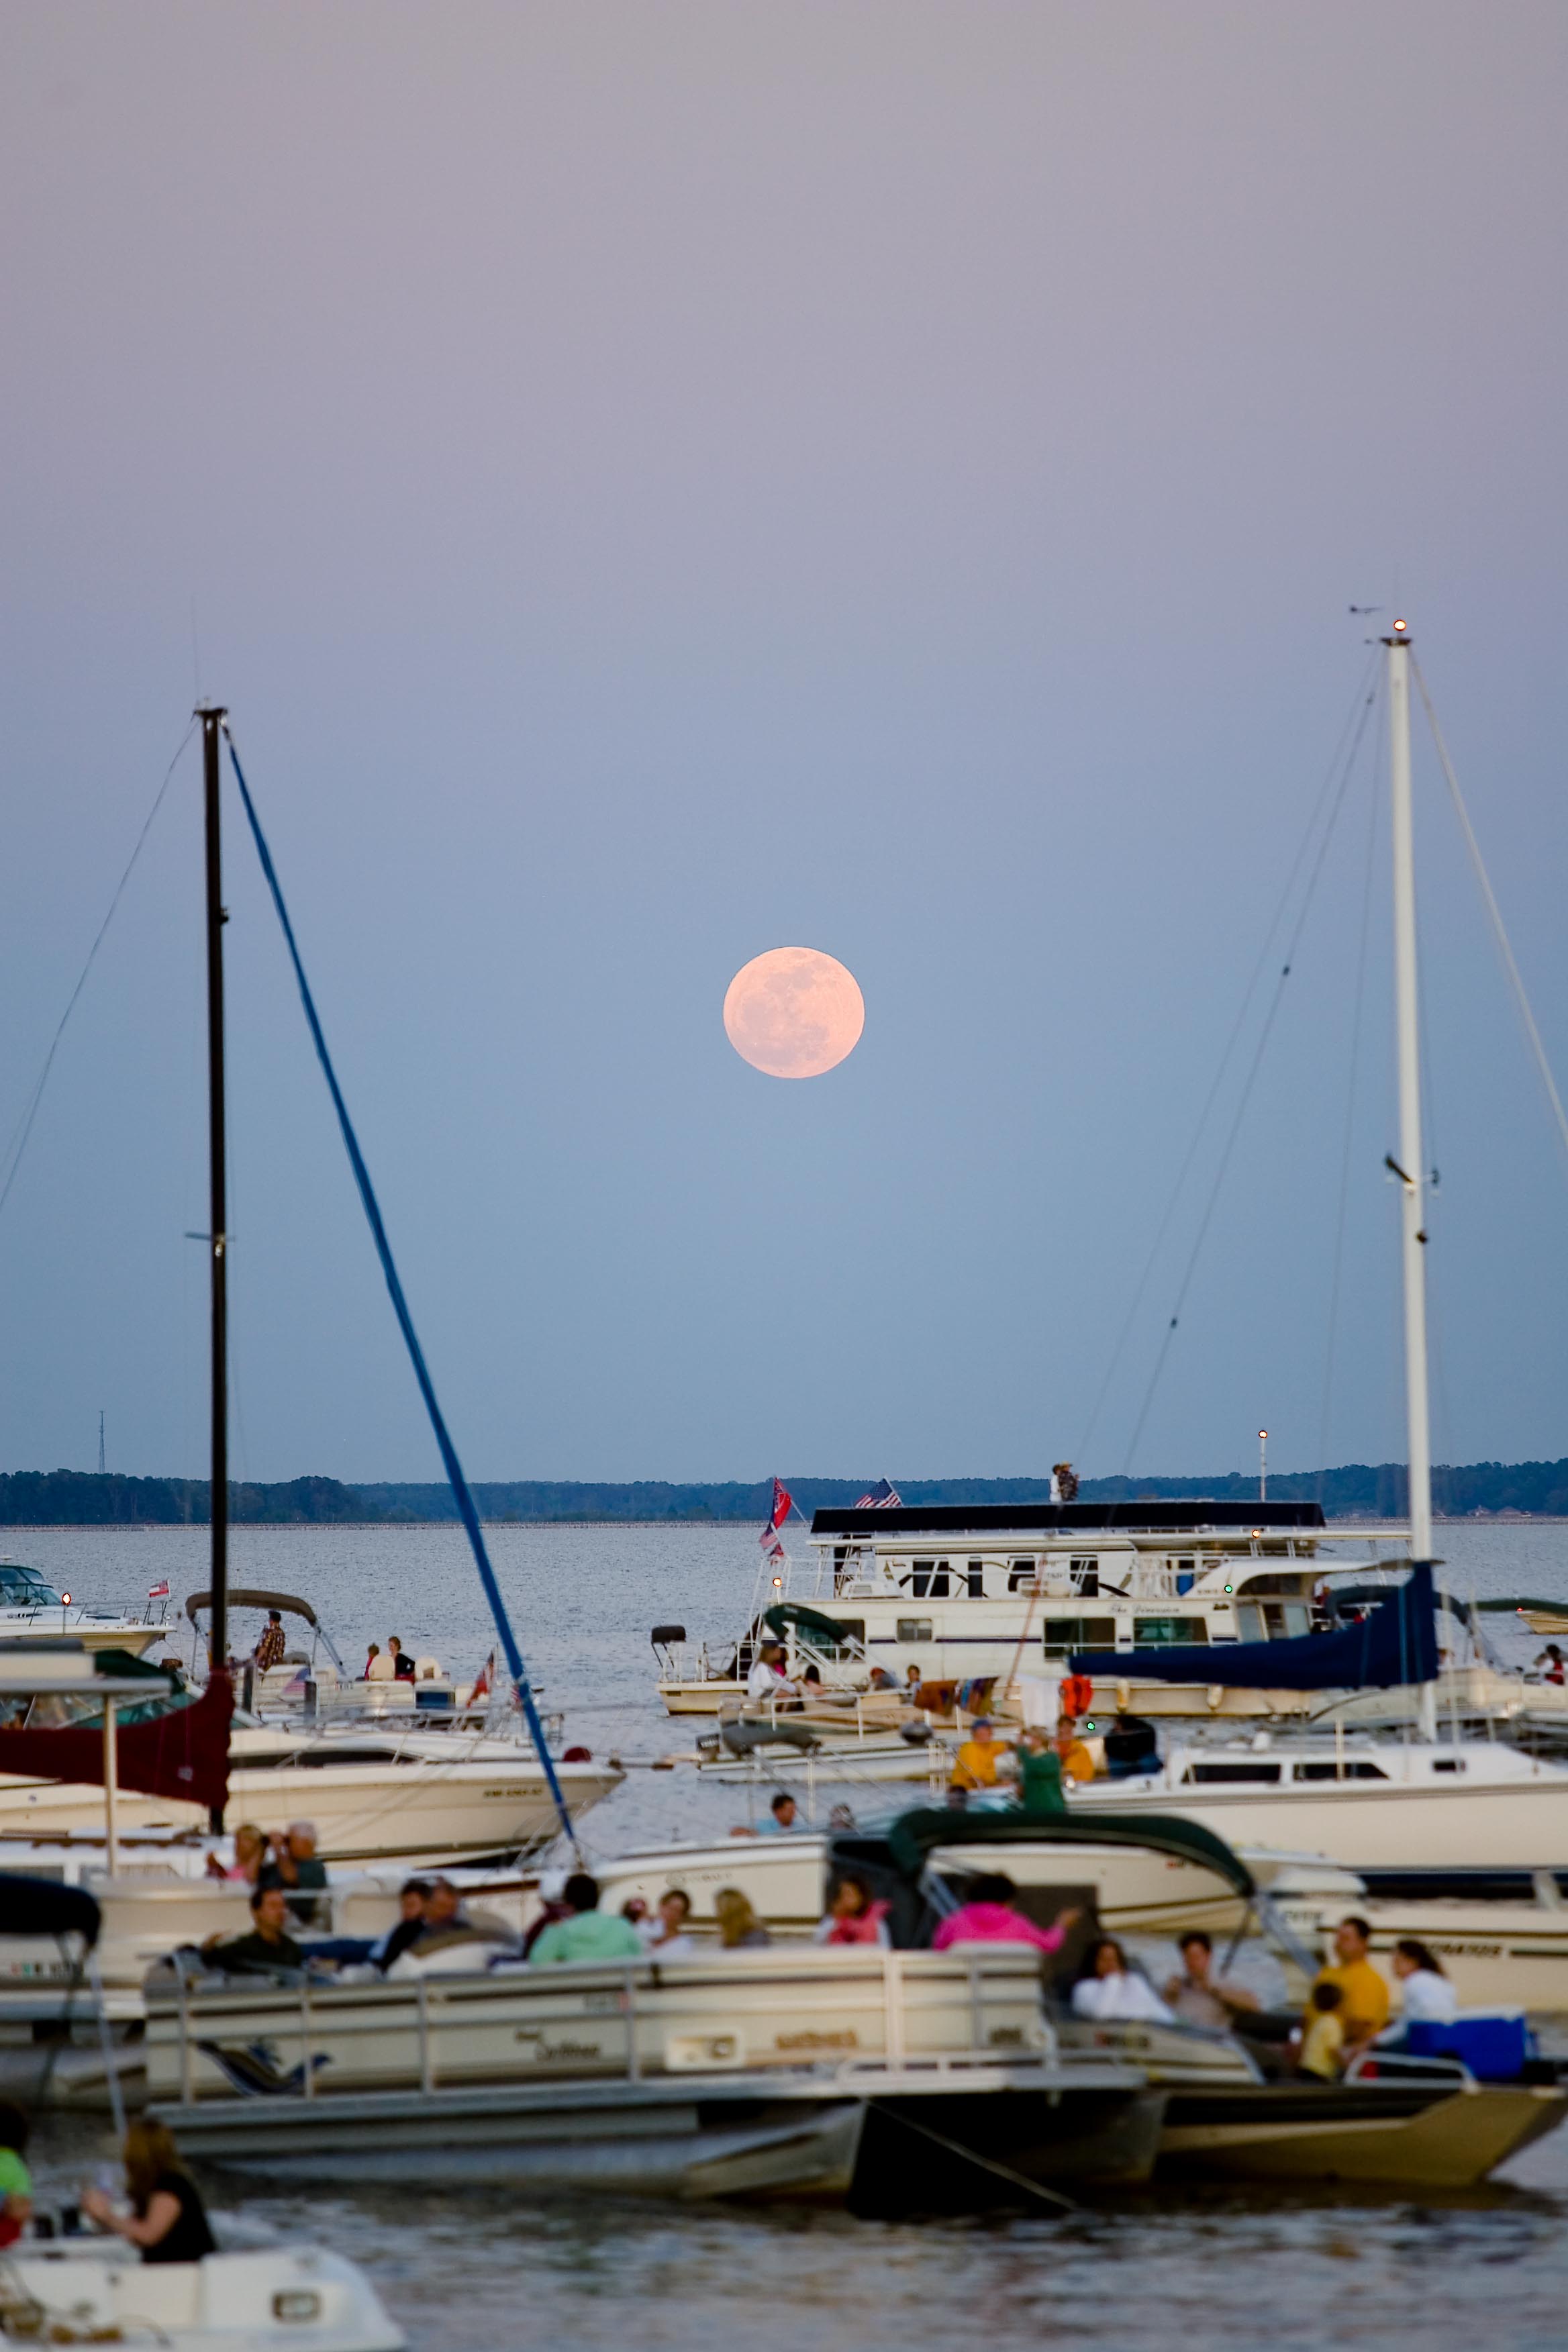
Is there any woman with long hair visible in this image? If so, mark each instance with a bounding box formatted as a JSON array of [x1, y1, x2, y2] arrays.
[[1393, 1937, 1457, 2024], [81, 2120, 216, 2264], [714, 1888, 771, 1949]]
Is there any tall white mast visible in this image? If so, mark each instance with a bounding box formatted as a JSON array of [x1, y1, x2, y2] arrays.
[[1386, 621, 1438, 1736]]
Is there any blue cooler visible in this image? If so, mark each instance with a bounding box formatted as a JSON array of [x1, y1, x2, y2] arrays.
[[1404, 2010, 1534, 2080]]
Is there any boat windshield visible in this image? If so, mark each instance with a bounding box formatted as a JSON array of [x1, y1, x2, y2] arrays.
[[0, 1563, 64, 1608]]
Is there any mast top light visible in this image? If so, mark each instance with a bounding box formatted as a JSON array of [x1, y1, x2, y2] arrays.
[[1393, 618, 1408, 633]]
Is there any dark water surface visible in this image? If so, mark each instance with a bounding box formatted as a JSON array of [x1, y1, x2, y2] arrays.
[[17, 1520, 1568, 2349]]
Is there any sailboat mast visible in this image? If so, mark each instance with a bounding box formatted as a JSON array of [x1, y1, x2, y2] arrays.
[[1385, 624, 1438, 1737], [198, 703, 230, 1828]]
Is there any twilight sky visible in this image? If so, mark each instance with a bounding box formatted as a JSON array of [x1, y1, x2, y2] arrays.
[[1, 3, 1565, 1486]]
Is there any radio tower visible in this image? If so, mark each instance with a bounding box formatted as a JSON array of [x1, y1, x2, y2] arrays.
[[98, 1411, 105, 1475]]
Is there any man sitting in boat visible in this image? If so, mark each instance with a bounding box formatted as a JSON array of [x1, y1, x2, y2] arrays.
[[529, 1871, 646, 1965], [203, 1883, 304, 1976], [1307, 1917, 1390, 2057], [1071, 1936, 1175, 2024], [950, 1718, 1007, 1792], [1162, 1930, 1261, 2030]]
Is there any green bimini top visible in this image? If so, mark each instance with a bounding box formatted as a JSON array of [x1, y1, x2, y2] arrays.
[[884, 1805, 1256, 1902]]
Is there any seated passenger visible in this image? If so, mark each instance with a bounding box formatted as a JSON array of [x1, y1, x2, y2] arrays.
[[1070, 1937, 1175, 2022], [1297, 1980, 1346, 2078], [205, 1822, 267, 1885], [1101, 1712, 1159, 1778], [642, 1888, 696, 1959], [203, 1884, 304, 1975], [745, 1643, 798, 1704], [1391, 1938, 1457, 2025], [1162, 1929, 1261, 2029], [81, 2122, 216, 2265], [814, 1871, 891, 1947], [932, 1872, 1081, 1955], [372, 1879, 432, 1971], [264, 1822, 328, 1925], [528, 1872, 645, 1964], [714, 1888, 772, 1948], [950, 1718, 1006, 1792], [1309, 1916, 1390, 2056], [1052, 1716, 1097, 1784]]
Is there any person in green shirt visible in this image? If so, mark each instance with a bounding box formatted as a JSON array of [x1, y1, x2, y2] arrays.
[[0, 2102, 32, 2248], [528, 1873, 645, 1965]]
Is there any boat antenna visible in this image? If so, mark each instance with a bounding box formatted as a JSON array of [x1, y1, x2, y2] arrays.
[[197, 701, 230, 1829], [1382, 624, 1438, 1743], [221, 724, 581, 1855]]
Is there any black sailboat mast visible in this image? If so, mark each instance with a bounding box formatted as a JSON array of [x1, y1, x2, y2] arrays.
[[198, 703, 229, 1831]]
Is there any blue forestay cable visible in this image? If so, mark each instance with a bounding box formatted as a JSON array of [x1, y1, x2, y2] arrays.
[[223, 729, 579, 1854]]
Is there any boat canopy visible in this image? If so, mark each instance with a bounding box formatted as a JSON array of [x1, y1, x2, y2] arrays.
[[1071, 1561, 1439, 1691], [763, 1602, 852, 1648], [0, 1872, 101, 1946], [185, 1588, 320, 1628], [812, 1499, 1326, 1537], [882, 1806, 1256, 1902]]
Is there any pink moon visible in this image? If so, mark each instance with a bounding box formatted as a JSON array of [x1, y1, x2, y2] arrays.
[[722, 946, 865, 1079]]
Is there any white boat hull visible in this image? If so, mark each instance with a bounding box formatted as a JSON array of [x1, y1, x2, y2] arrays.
[[0, 1756, 620, 1861], [2, 2241, 403, 2351]]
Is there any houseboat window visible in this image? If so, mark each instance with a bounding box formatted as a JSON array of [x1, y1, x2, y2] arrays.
[[1185, 1761, 1281, 1783], [965, 1560, 985, 1598], [1007, 1559, 1036, 1592], [820, 1618, 865, 1657], [1133, 1616, 1209, 1647], [1237, 1599, 1312, 1639], [1431, 1758, 1465, 1775], [897, 1618, 933, 1643], [1293, 1760, 1390, 1781], [1068, 1556, 1099, 1597], [906, 1559, 952, 1598], [1042, 1616, 1116, 1655], [1234, 1604, 1266, 1642]]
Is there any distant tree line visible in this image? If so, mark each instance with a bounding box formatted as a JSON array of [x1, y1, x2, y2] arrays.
[[1, 1460, 1565, 1525]]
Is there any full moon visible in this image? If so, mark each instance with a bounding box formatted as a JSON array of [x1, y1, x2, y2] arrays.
[[722, 946, 865, 1079]]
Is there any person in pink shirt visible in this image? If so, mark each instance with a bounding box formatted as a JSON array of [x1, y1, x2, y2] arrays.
[[932, 1873, 1082, 1954]]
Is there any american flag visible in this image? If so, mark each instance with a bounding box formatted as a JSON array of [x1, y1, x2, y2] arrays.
[[758, 1477, 793, 1550], [148, 1579, 170, 1600], [854, 1479, 902, 1509]]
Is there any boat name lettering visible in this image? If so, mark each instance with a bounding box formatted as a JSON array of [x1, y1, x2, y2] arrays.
[[515, 2031, 605, 2061], [774, 2029, 859, 2052]]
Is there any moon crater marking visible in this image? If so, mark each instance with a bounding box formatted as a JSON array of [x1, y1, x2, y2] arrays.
[[723, 946, 865, 1079]]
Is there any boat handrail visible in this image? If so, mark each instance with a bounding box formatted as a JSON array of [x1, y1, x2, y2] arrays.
[[148, 1946, 1055, 2101]]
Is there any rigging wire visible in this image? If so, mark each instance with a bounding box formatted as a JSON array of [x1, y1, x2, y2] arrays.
[[0, 720, 197, 1222], [1314, 710, 1383, 1508], [1118, 661, 1382, 1475], [1124, 663, 1382, 1477], [1075, 647, 1379, 1467], [222, 724, 580, 1857], [1412, 656, 1568, 1175]]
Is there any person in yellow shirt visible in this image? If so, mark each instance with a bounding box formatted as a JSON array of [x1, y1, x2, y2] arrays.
[[1298, 1981, 1346, 2079], [1052, 1716, 1097, 1784], [1309, 1916, 1389, 2056], [951, 1718, 1004, 1792]]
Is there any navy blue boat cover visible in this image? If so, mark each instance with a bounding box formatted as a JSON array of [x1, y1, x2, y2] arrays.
[[1070, 1561, 1438, 1690]]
